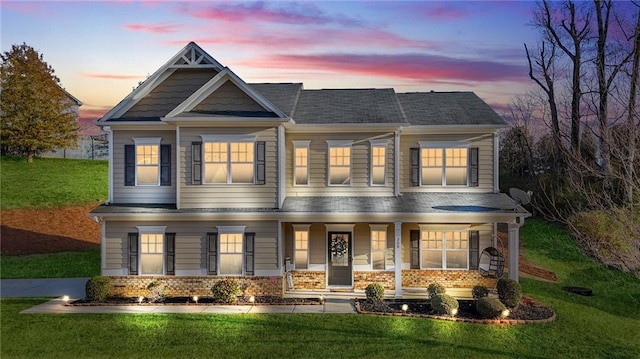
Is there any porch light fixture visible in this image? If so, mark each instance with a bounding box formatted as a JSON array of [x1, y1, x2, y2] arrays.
[[193, 296, 199, 304], [501, 309, 510, 318], [401, 304, 408, 312], [62, 295, 69, 306], [138, 296, 144, 304]]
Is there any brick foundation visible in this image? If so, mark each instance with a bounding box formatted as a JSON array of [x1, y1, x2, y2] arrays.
[[108, 276, 284, 298], [354, 271, 395, 290], [290, 271, 325, 290], [402, 270, 496, 289]]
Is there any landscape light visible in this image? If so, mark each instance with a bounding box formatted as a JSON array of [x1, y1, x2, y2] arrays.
[[62, 295, 69, 306], [401, 304, 408, 312], [193, 296, 199, 304], [501, 309, 510, 318], [138, 296, 144, 304], [319, 295, 326, 305], [451, 308, 458, 316], [249, 296, 255, 304]]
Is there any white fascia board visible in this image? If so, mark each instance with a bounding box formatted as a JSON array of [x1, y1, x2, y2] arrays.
[[284, 123, 405, 133], [401, 125, 505, 135], [162, 118, 289, 126]]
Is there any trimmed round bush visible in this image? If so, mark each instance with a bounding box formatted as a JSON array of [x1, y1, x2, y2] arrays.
[[365, 283, 385, 302], [475, 297, 507, 319], [472, 285, 489, 300], [427, 282, 446, 299], [211, 279, 241, 303], [431, 294, 459, 316], [497, 278, 522, 308], [85, 276, 111, 302]]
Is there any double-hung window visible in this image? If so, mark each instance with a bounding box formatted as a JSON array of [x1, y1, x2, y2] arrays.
[[370, 225, 389, 270], [132, 138, 161, 186], [327, 141, 352, 185], [293, 225, 310, 269], [293, 141, 310, 186], [206, 227, 255, 276], [201, 135, 255, 184], [219, 232, 244, 275], [128, 226, 175, 276], [370, 140, 387, 186], [418, 143, 469, 186], [420, 230, 468, 269]]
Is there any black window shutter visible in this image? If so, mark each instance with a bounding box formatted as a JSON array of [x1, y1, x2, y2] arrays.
[[125, 145, 135, 186], [410, 147, 420, 186], [165, 233, 176, 275], [410, 230, 420, 269], [245, 232, 255, 275], [255, 141, 266, 185], [160, 144, 171, 186], [469, 147, 479, 187], [192, 142, 202, 185], [469, 230, 480, 270], [128, 233, 139, 275], [206, 233, 218, 275]]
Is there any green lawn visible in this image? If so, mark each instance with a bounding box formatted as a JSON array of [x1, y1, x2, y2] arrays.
[[0, 248, 100, 279], [0, 156, 107, 209], [2, 219, 639, 358]]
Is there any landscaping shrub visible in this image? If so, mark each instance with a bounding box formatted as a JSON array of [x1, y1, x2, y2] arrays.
[[475, 297, 507, 319], [146, 281, 167, 303], [431, 294, 459, 316], [211, 279, 241, 303], [472, 285, 489, 300], [365, 283, 385, 302], [85, 276, 111, 302], [427, 282, 446, 299], [497, 278, 522, 308]]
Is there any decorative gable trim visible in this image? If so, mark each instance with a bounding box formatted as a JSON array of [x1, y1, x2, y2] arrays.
[[98, 42, 223, 123], [165, 67, 287, 119]]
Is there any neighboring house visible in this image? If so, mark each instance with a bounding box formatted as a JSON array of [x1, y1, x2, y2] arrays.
[[90, 42, 530, 298]]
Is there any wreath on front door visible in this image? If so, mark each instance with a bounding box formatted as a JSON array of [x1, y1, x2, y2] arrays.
[[331, 235, 348, 257]]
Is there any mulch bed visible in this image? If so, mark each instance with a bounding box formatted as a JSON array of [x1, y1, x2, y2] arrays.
[[72, 296, 321, 306], [357, 296, 555, 324]]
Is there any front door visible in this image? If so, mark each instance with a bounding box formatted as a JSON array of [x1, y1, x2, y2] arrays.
[[327, 232, 352, 286]]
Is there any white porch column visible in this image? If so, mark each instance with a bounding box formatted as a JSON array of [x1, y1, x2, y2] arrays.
[[508, 220, 524, 281], [394, 221, 403, 298]]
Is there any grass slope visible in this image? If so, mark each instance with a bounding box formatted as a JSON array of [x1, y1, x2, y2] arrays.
[[0, 156, 107, 209], [0, 248, 100, 279], [2, 220, 639, 358]]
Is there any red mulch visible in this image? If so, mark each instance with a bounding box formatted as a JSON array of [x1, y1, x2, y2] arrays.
[[0, 203, 101, 255]]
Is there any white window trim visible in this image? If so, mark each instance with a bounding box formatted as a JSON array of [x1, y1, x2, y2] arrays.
[[136, 226, 167, 276], [369, 139, 388, 187], [326, 140, 353, 186], [132, 137, 162, 187], [370, 224, 389, 270], [201, 135, 257, 185], [292, 141, 310, 187], [292, 224, 310, 270], [216, 226, 246, 276], [417, 225, 469, 270], [418, 141, 470, 187]]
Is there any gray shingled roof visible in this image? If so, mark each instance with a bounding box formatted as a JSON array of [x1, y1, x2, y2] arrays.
[[90, 193, 527, 216], [397, 92, 506, 126], [250, 83, 302, 117], [292, 89, 407, 124]]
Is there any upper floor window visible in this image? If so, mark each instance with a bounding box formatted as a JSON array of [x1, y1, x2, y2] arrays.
[[327, 140, 352, 186], [410, 142, 477, 187], [125, 138, 171, 187], [201, 135, 255, 184], [293, 141, 310, 186], [370, 140, 388, 186]]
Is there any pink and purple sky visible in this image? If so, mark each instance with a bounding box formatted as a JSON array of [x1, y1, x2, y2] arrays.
[[1, 0, 539, 124]]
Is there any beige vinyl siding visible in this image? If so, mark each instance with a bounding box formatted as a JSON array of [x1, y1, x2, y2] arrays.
[[285, 132, 395, 197], [179, 127, 277, 208], [400, 134, 494, 192], [401, 223, 494, 266], [104, 220, 278, 273], [112, 130, 176, 204]]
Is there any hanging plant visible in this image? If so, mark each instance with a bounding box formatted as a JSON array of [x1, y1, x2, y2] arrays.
[[331, 235, 348, 257]]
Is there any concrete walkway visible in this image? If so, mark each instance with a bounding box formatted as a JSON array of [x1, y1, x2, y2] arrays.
[[20, 297, 356, 314], [1, 278, 356, 314]]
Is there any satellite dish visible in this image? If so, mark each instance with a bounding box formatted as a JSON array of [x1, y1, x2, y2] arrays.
[[509, 188, 532, 208]]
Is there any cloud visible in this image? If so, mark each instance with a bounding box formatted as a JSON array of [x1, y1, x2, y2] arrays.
[[123, 23, 181, 34], [253, 53, 527, 83], [81, 73, 142, 80], [0, 1, 47, 15], [176, 1, 362, 26], [421, 5, 470, 20]]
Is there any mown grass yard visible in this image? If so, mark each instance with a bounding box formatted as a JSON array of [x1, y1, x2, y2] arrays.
[[0, 156, 107, 209], [2, 219, 639, 358]]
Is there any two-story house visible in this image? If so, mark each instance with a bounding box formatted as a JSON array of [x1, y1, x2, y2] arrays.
[[90, 42, 529, 298]]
